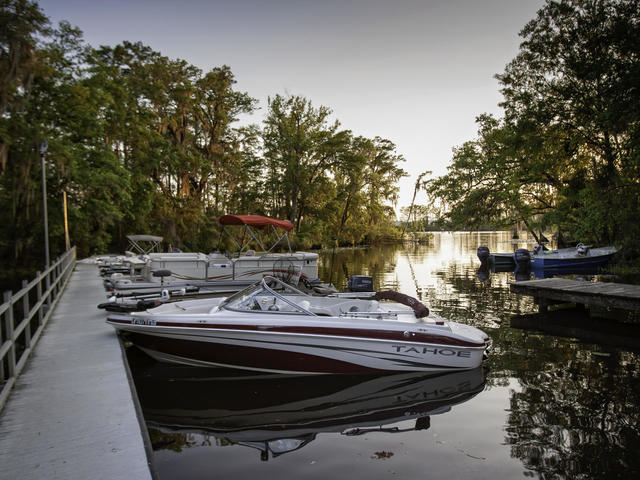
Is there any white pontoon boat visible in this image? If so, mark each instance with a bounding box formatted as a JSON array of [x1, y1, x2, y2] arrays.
[[108, 215, 319, 295]]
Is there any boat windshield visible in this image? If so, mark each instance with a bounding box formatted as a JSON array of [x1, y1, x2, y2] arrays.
[[220, 276, 314, 315]]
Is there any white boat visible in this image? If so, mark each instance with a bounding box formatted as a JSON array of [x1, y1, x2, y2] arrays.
[[96, 235, 164, 276], [106, 277, 490, 374], [107, 215, 319, 295]]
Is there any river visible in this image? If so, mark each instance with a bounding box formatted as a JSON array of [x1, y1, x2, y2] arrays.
[[126, 232, 640, 479]]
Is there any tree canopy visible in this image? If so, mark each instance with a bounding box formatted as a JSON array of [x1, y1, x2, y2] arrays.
[[0, 0, 407, 285], [3, 0, 640, 287], [426, 0, 640, 253]]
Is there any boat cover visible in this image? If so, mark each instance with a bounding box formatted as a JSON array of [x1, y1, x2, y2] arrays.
[[126, 235, 164, 242], [219, 214, 294, 231]]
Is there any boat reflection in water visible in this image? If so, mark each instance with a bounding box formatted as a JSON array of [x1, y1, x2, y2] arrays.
[[131, 353, 486, 461]]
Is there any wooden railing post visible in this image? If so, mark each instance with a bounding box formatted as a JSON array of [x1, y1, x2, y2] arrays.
[[22, 280, 31, 349], [52, 264, 58, 298], [0, 296, 4, 382], [36, 271, 43, 326], [3, 291, 16, 378], [45, 268, 51, 311]]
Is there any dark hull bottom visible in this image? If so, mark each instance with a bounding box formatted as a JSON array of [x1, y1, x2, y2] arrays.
[[124, 331, 469, 374], [127, 331, 385, 374], [532, 254, 614, 270]]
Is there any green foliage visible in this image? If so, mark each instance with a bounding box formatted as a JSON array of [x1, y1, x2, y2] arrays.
[[262, 94, 342, 226], [262, 95, 406, 246], [427, 0, 640, 253], [0, 1, 407, 281]]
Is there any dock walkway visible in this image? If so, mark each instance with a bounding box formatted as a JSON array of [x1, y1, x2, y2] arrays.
[[0, 263, 152, 480], [510, 278, 640, 312]]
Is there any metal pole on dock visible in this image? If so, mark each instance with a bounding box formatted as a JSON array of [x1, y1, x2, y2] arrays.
[[63, 190, 70, 251], [40, 139, 50, 267]]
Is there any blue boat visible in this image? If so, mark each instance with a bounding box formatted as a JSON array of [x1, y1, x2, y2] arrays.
[[478, 243, 618, 279], [530, 244, 617, 272]]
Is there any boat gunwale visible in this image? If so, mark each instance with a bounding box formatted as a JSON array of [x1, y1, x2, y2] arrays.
[[106, 317, 487, 349]]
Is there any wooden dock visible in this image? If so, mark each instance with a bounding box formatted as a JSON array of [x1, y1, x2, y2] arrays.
[[0, 262, 153, 479], [510, 278, 640, 313]]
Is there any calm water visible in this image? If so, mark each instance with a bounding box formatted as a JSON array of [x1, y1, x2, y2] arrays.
[[126, 232, 640, 479]]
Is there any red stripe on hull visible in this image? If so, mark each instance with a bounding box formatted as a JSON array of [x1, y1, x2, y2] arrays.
[[128, 331, 389, 374]]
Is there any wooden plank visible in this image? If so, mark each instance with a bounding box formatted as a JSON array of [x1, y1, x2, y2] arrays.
[[510, 278, 640, 311]]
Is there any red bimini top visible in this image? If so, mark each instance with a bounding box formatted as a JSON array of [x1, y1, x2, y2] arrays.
[[219, 214, 294, 232]]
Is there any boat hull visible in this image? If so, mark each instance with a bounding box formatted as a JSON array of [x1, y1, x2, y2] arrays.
[[110, 319, 487, 374], [531, 248, 616, 271], [109, 279, 253, 295]]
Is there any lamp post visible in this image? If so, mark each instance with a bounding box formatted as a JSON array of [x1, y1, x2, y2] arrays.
[[40, 139, 50, 268]]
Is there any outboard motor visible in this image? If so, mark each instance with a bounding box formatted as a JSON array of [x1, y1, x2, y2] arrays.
[[576, 243, 589, 256], [477, 246, 491, 266], [347, 275, 374, 292], [533, 244, 545, 255], [513, 248, 532, 275]]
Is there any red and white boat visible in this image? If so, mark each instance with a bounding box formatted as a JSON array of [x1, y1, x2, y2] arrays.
[[107, 277, 490, 374]]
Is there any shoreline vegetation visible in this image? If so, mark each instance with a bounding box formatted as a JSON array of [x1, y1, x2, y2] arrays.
[[2, 0, 640, 290]]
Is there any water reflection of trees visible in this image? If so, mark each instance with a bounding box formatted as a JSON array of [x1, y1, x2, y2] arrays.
[[504, 351, 640, 478], [317, 240, 640, 478], [318, 245, 400, 291], [317, 241, 537, 328]]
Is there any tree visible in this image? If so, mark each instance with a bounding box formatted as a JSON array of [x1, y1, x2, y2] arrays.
[[496, 0, 640, 246], [84, 44, 258, 250], [262, 94, 344, 230], [327, 134, 407, 245], [429, 0, 640, 250], [0, 0, 48, 117], [401, 171, 430, 238], [0, 0, 49, 267], [194, 66, 258, 215], [427, 115, 529, 231]]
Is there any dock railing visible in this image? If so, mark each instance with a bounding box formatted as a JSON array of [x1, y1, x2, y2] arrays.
[[0, 247, 77, 412]]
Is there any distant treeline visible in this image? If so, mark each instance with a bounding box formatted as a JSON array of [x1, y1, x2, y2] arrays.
[[0, 0, 408, 274], [421, 0, 640, 260]]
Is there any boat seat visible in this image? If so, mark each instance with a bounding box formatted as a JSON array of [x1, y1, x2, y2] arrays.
[[152, 269, 172, 278], [309, 308, 333, 317]]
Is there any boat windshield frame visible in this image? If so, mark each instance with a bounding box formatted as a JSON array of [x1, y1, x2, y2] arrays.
[[220, 276, 316, 316], [126, 235, 163, 255]]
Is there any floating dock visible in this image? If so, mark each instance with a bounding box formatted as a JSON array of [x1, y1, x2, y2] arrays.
[[510, 278, 640, 313], [0, 263, 153, 480]]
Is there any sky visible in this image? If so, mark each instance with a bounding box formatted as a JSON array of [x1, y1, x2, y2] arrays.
[[39, 0, 546, 214]]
